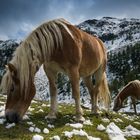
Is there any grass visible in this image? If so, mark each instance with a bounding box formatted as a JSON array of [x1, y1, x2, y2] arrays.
[[0, 95, 140, 140]]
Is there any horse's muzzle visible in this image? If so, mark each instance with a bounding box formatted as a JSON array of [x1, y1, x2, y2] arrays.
[[5, 111, 20, 123]]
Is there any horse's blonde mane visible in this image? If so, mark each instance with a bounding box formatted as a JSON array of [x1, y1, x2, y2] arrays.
[[1, 18, 73, 99]]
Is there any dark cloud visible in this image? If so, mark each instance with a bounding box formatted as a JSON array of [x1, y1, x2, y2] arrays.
[[0, 0, 140, 40]]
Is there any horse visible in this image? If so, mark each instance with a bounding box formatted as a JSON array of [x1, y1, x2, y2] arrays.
[[113, 80, 140, 114], [0, 18, 110, 123]]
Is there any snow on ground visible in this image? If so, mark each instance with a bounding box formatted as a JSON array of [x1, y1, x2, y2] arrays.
[[32, 134, 44, 140], [97, 124, 106, 131], [63, 129, 101, 140], [48, 124, 55, 129], [5, 123, 16, 129], [106, 122, 126, 140], [124, 125, 140, 137], [43, 128, 49, 134], [119, 103, 140, 114], [0, 105, 5, 117], [65, 123, 83, 129], [50, 135, 60, 140], [83, 119, 93, 126], [23, 114, 30, 120], [0, 118, 5, 124], [102, 118, 110, 123], [113, 118, 123, 123], [106, 122, 140, 140], [29, 126, 41, 133]]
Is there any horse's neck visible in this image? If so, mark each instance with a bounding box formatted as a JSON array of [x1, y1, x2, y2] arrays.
[[119, 85, 132, 101]]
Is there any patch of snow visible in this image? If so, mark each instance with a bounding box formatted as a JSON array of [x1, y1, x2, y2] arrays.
[[134, 122, 140, 125], [27, 121, 34, 125], [23, 114, 30, 120], [63, 129, 88, 138], [51, 135, 60, 140], [0, 105, 5, 117], [5, 123, 16, 129], [48, 124, 54, 128], [34, 127, 41, 133], [113, 118, 123, 123], [123, 125, 140, 137], [106, 122, 126, 140], [66, 123, 83, 129], [87, 136, 101, 140], [28, 107, 35, 112], [32, 134, 44, 140], [38, 109, 44, 112], [29, 127, 35, 132], [83, 120, 93, 126], [97, 124, 106, 131], [42, 104, 46, 107], [63, 129, 101, 140], [102, 118, 110, 123], [0, 118, 5, 124], [0, 110, 5, 118], [43, 128, 49, 134]]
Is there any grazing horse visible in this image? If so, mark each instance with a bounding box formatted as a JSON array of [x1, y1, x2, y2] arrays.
[[113, 80, 140, 114], [0, 18, 110, 123]]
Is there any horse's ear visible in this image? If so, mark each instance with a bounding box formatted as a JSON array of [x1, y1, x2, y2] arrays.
[[7, 63, 17, 75]]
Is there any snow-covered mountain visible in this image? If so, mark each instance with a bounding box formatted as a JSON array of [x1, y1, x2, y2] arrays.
[[78, 17, 140, 52], [0, 40, 18, 79]]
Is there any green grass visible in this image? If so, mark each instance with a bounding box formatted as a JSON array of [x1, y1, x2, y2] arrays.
[[0, 95, 140, 140]]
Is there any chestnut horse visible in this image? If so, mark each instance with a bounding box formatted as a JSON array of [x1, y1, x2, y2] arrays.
[[0, 19, 110, 123], [113, 80, 140, 114]]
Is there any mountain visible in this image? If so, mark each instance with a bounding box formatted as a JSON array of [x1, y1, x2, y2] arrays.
[[0, 40, 18, 80], [78, 17, 140, 52]]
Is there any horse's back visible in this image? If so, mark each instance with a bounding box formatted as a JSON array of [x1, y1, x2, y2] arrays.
[[128, 80, 140, 99], [45, 20, 107, 77]]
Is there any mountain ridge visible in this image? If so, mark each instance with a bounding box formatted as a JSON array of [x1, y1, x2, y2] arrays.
[[77, 17, 140, 52]]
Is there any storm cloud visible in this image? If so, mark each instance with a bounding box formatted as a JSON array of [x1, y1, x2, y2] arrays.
[[0, 0, 140, 40]]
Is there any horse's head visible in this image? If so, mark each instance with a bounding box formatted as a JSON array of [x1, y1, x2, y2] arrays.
[[113, 96, 122, 111], [1, 63, 35, 123]]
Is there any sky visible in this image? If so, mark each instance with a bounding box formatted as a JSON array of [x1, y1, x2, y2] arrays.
[[0, 0, 140, 40]]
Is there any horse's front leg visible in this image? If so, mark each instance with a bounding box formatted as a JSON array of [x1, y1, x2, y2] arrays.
[[131, 97, 137, 115], [44, 65, 58, 119], [69, 67, 85, 122]]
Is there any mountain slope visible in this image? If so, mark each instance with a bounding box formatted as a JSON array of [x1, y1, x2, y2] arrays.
[[78, 17, 140, 52]]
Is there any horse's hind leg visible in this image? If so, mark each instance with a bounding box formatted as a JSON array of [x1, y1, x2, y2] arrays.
[[83, 76, 97, 114], [84, 67, 103, 114], [43, 64, 58, 119], [69, 67, 85, 122]]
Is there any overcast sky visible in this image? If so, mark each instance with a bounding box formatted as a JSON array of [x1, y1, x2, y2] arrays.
[[0, 0, 140, 40]]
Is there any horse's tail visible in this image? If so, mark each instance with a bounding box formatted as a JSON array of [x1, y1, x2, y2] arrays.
[[99, 72, 110, 109]]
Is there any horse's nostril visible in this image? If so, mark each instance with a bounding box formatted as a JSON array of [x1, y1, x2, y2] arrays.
[[5, 112, 20, 123]]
